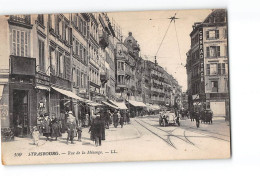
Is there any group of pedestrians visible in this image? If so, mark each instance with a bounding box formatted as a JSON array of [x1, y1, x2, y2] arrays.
[[33, 108, 131, 147], [40, 113, 62, 141], [111, 110, 130, 128]]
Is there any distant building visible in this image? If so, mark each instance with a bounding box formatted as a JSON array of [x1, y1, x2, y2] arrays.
[[186, 9, 229, 117]]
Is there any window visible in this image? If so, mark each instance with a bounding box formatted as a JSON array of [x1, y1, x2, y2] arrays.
[[81, 72, 84, 88], [50, 14, 55, 30], [59, 52, 64, 76], [64, 24, 69, 42], [72, 68, 76, 86], [206, 30, 219, 39], [37, 15, 44, 26], [206, 64, 210, 75], [211, 81, 218, 92], [57, 17, 62, 37], [76, 41, 79, 55], [38, 40, 45, 72], [74, 14, 78, 27], [83, 21, 87, 36], [210, 64, 217, 75], [206, 46, 220, 58], [76, 69, 80, 86], [49, 48, 56, 74], [12, 29, 29, 57], [80, 44, 83, 60]]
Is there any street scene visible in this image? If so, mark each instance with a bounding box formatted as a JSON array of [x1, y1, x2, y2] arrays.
[[0, 9, 230, 165]]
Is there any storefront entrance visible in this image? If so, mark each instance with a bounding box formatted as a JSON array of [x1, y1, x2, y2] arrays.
[[13, 90, 29, 137]]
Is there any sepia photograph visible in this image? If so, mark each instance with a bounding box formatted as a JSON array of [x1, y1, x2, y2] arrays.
[[0, 9, 231, 165]]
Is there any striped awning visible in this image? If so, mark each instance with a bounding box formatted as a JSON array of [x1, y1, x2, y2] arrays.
[[102, 101, 119, 109]]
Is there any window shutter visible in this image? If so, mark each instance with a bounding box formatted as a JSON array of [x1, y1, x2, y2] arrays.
[[206, 31, 209, 39], [217, 46, 220, 57], [17, 31, 20, 56], [206, 47, 210, 57], [215, 30, 219, 39], [12, 30, 16, 55]]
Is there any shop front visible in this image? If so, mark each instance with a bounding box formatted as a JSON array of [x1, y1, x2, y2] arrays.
[[9, 55, 37, 138]]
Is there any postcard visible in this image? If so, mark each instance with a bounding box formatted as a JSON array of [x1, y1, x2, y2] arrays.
[[0, 9, 231, 165]]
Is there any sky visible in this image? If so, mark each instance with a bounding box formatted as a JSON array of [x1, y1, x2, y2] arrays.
[[108, 9, 212, 91]]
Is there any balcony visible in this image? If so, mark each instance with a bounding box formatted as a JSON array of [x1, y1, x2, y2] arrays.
[[100, 72, 109, 84], [117, 82, 126, 88], [9, 15, 32, 29], [99, 30, 109, 49]]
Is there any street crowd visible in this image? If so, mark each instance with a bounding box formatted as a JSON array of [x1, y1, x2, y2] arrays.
[[32, 109, 131, 147]]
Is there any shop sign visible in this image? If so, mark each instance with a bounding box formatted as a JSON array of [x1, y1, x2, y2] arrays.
[[199, 28, 204, 82], [10, 55, 36, 76]]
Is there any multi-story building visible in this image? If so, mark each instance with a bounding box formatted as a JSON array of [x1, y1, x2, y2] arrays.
[[98, 13, 116, 100], [186, 9, 229, 117]]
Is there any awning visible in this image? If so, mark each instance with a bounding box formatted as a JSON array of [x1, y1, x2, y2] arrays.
[[102, 101, 119, 109], [36, 85, 50, 91], [128, 100, 146, 107], [84, 99, 103, 106], [109, 100, 128, 110], [52, 87, 83, 101], [88, 102, 103, 106], [146, 104, 160, 111]]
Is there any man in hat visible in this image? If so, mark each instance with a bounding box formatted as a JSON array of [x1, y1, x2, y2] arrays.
[[66, 111, 76, 144]]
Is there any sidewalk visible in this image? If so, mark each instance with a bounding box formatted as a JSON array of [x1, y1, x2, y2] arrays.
[[2, 123, 141, 150]]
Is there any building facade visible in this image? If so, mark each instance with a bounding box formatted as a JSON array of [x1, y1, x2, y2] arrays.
[[0, 12, 183, 139], [186, 9, 229, 117]]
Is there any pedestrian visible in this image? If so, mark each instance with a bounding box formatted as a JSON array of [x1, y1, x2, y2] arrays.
[[89, 111, 103, 146], [104, 110, 110, 129], [66, 111, 76, 144], [123, 110, 127, 125], [50, 117, 60, 141], [41, 113, 51, 141], [32, 126, 40, 146], [126, 110, 130, 124], [113, 110, 119, 128], [119, 110, 123, 128], [76, 126, 82, 142]]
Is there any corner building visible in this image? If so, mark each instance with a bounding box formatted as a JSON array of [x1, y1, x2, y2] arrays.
[[186, 9, 229, 117]]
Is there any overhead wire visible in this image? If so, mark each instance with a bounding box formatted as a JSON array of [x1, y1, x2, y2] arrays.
[[155, 21, 172, 57]]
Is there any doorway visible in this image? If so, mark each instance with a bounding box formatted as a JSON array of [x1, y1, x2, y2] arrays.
[[13, 90, 29, 137]]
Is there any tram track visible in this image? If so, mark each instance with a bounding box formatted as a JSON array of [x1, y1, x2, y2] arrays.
[[138, 119, 197, 147], [147, 118, 230, 142], [134, 119, 177, 149]]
